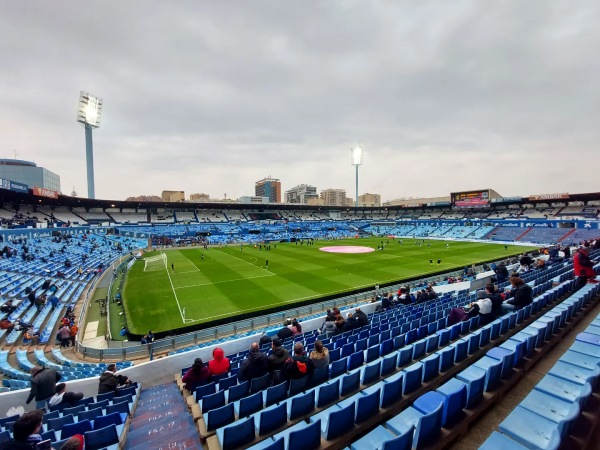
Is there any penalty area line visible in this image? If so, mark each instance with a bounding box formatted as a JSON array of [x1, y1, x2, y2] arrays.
[[165, 266, 186, 324]]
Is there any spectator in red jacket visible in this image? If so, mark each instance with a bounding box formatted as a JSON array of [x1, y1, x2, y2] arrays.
[[208, 348, 230, 375], [574, 246, 597, 291], [182, 358, 211, 392]]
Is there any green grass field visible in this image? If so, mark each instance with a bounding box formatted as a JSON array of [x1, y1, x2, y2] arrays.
[[122, 238, 537, 334]]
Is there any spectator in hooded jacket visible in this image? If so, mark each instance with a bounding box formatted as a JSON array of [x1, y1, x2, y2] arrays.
[[574, 246, 597, 291], [238, 342, 269, 382], [267, 338, 289, 377], [321, 316, 337, 336], [208, 348, 230, 375], [276, 320, 293, 341], [354, 308, 369, 327], [182, 358, 212, 392]]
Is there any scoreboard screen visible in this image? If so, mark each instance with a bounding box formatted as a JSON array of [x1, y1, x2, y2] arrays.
[[451, 190, 490, 208]]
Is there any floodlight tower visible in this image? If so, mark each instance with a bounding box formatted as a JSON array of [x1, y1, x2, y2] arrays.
[[77, 91, 103, 199], [351, 146, 363, 207]]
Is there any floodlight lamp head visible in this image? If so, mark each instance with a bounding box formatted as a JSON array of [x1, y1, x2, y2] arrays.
[[77, 91, 103, 128], [351, 146, 363, 166]]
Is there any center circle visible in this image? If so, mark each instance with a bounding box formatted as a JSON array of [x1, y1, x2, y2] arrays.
[[319, 246, 375, 254]]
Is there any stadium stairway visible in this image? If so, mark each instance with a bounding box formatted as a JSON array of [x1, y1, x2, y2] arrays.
[[124, 381, 203, 450]]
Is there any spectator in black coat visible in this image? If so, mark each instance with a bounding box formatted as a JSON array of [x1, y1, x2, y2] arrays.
[[267, 338, 289, 378], [501, 277, 533, 313], [354, 308, 369, 327], [238, 342, 269, 382], [494, 262, 509, 283], [276, 320, 293, 341]]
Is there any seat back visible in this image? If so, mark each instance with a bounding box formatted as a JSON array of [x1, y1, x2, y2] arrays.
[[239, 391, 263, 418], [288, 376, 308, 397], [366, 345, 380, 363], [324, 403, 355, 440], [47, 414, 74, 432], [381, 374, 403, 408], [380, 353, 396, 377], [227, 380, 249, 402], [206, 403, 235, 432], [330, 357, 347, 379], [289, 390, 315, 420], [250, 373, 270, 394], [340, 370, 360, 396], [202, 390, 226, 414], [84, 424, 120, 450], [222, 416, 255, 450], [356, 388, 380, 423], [218, 375, 238, 392], [258, 403, 287, 435], [79, 407, 104, 422], [362, 360, 381, 385], [347, 351, 364, 372], [93, 411, 123, 430], [62, 404, 86, 419], [289, 419, 321, 450], [87, 399, 109, 411], [61, 418, 92, 440], [265, 381, 287, 407], [311, 366, 329, 387], [195, 382, 216, 402], [382, 425, 413, 450], [402, 362, 423, 395], [106, 400, 130, 416], [316, 379, 339, 408], [96, 390, 115, 403]]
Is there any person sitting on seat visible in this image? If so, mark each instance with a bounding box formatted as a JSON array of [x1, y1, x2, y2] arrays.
[[284, 342, 314, 381], [98, 363, 131, 394], [0, 409, 44, 450], [48, 382, 84, 408], [0, 299, 16, 313], [238, 342, 268, 383], [208, 348, 230, 376], [182, 358, 212, 392]]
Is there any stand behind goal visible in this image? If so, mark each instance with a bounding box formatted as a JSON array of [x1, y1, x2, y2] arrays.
[[144, 253, 167, 272]]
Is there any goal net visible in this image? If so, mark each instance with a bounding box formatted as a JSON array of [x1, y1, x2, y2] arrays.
[[144, 253, 167, 272]]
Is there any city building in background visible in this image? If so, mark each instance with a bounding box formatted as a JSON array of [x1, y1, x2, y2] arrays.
[[358, 193, 381, 207], [285, 184, 318, 204], [125, 195, 162, 202], [161, 190, 185, 202], [239, 196, 270, 204], [320, 188, 348, 206], [189, 193, 210, 202], [255, 177, 281, 203], [0, 159, 60, 193]]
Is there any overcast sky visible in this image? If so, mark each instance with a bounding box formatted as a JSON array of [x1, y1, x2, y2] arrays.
[[1, 1, 599, 202]]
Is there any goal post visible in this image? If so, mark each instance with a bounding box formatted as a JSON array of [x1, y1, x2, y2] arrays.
[[144, 253, 167, 272]]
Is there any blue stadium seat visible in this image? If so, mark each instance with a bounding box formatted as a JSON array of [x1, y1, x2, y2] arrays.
[[436, 378, 468, 427], [499, 406, 562, 450], [256, 403, 287, 436], [386, 391, 444, 450], [216, 416, 256, 450], [402, 362, 423, 395], [310, 402, 355, 440], [351, 424, 413, 450], [315, 379, 340, 408]]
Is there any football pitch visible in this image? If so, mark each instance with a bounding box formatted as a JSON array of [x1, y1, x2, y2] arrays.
[[122, 238, 537, 334]]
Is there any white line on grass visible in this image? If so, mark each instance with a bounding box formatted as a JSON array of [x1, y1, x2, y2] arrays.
[[220, 250, 275, 275], [180, 253, 201, 272], [175, 273, 276, 290], [165, 266, 190, 324]]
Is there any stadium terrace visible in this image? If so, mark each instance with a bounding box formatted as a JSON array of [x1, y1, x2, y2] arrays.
[[0, 187, 599, 450]]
